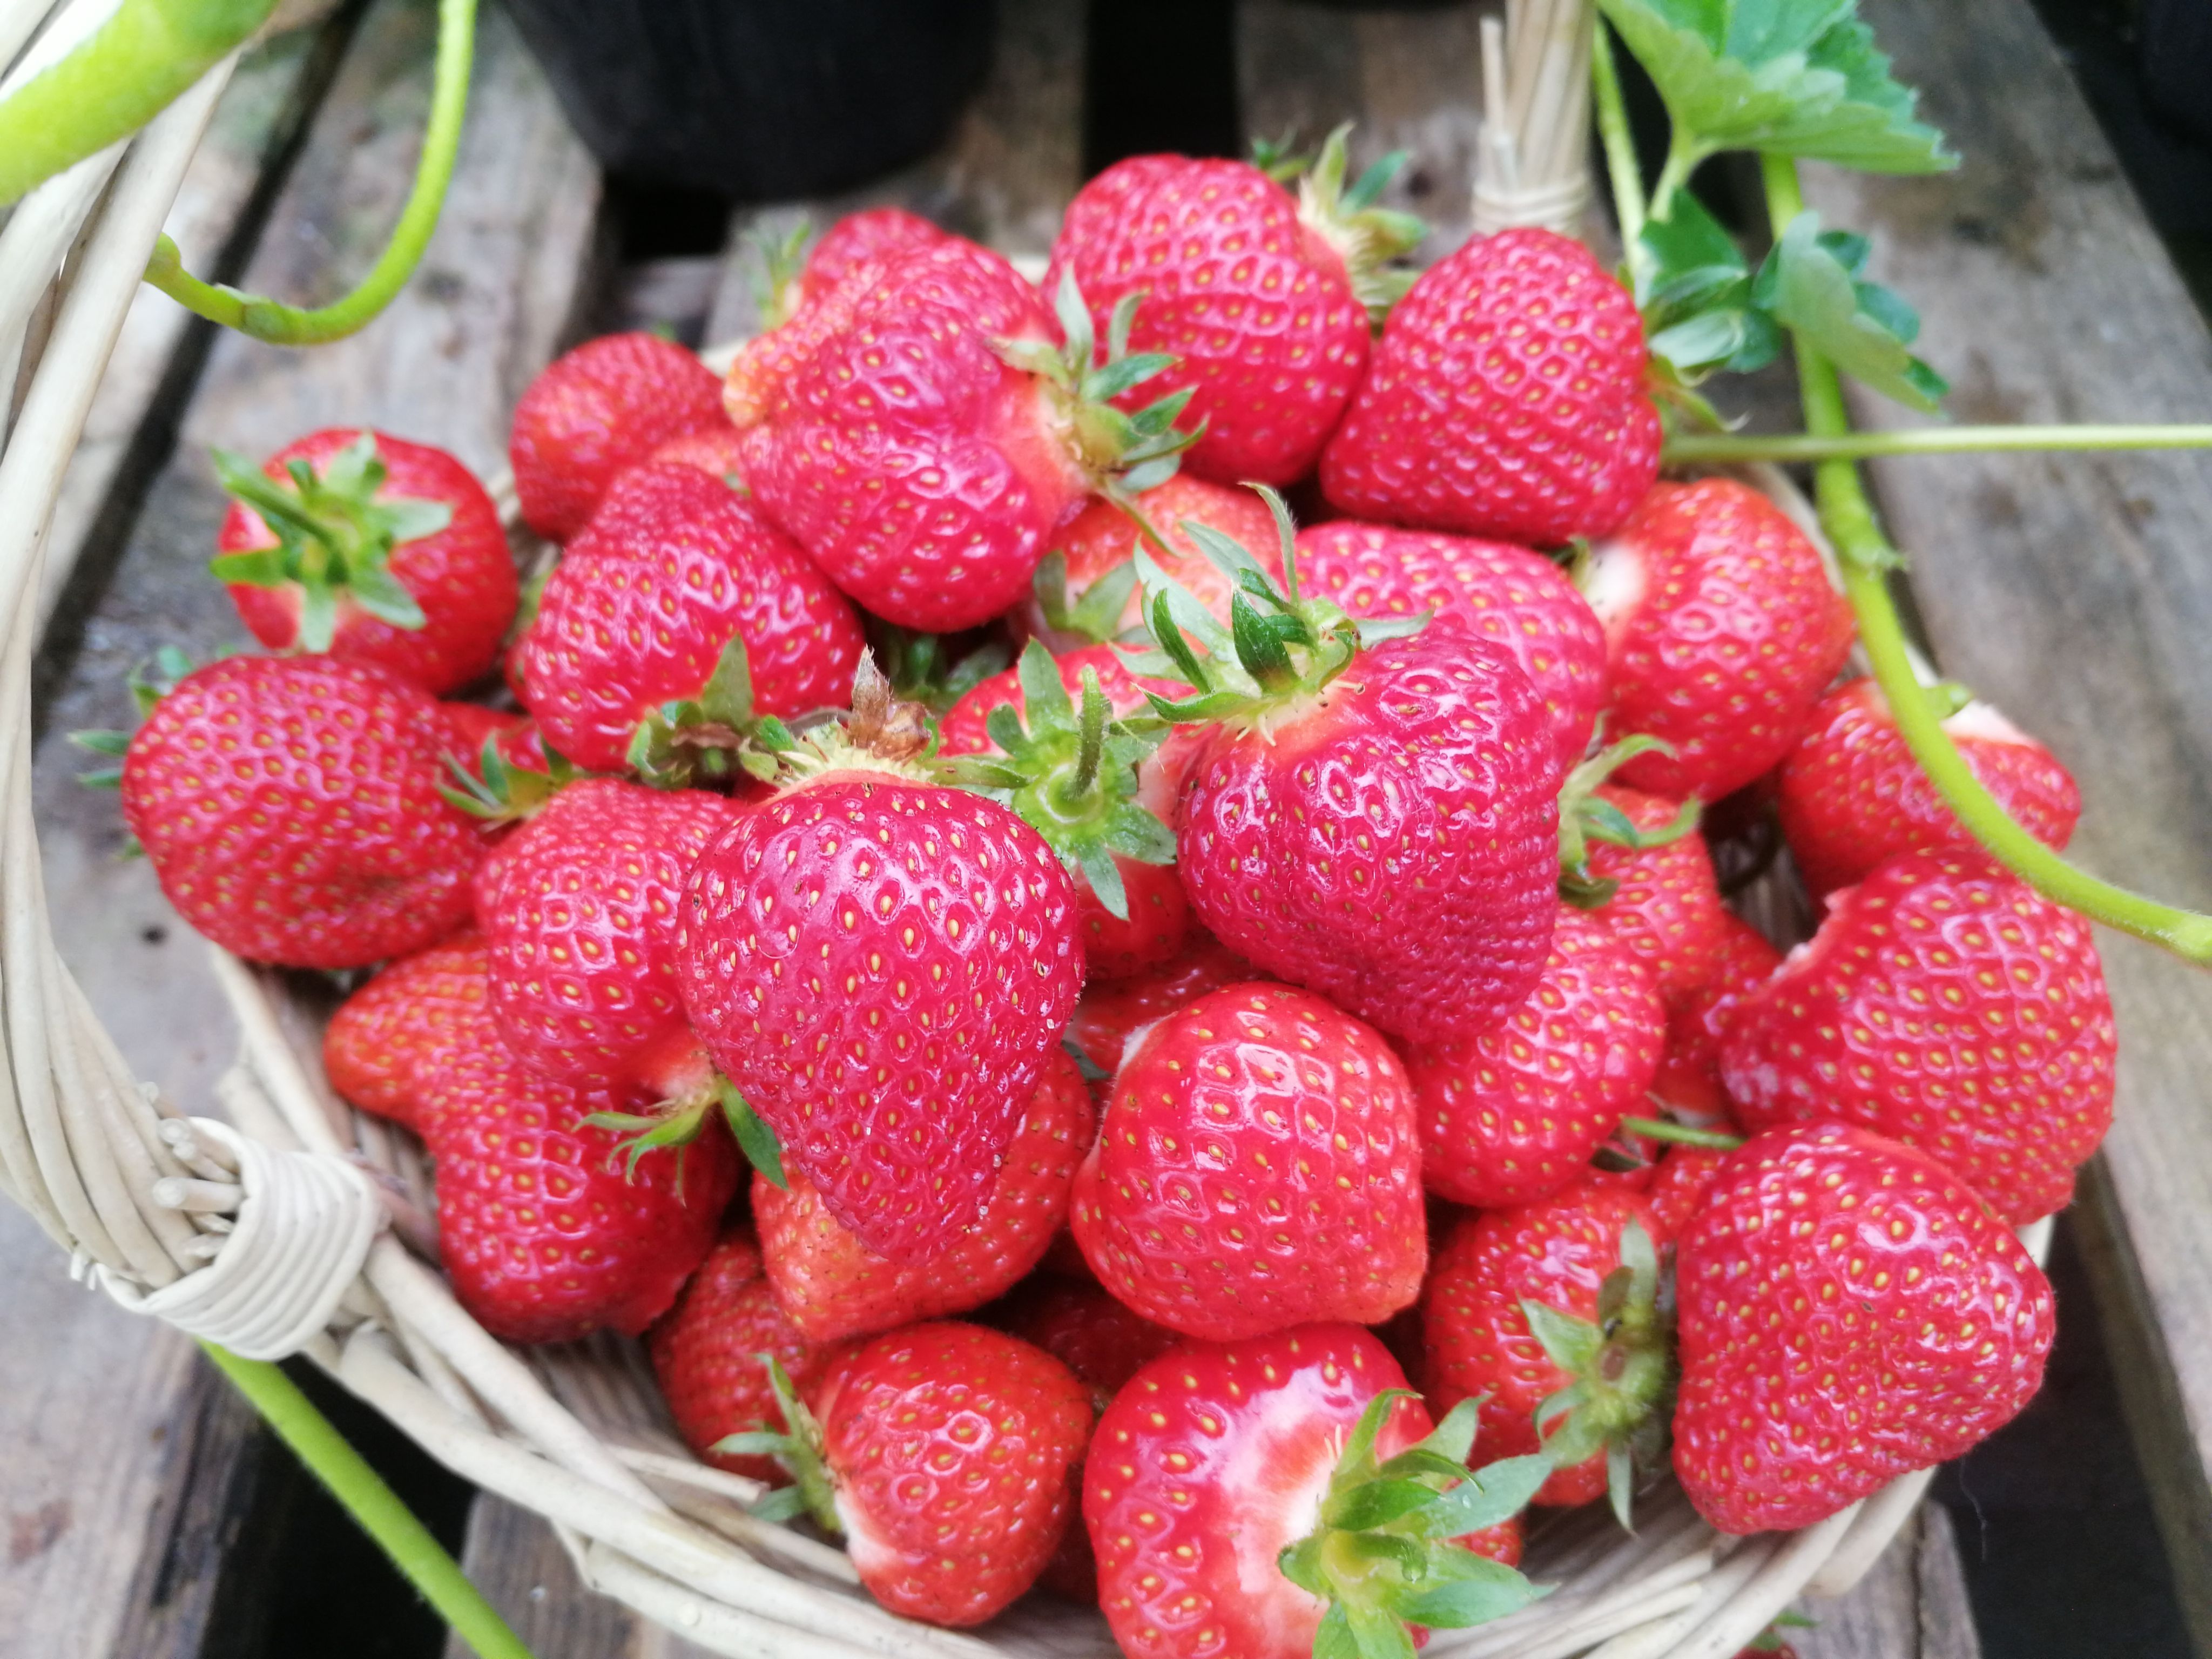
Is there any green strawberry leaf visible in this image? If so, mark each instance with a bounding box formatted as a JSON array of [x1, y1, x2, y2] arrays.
[[1394, 1552, 1547, 1629], [1414, 1453, 1553, 1539], [720, 1082, 786, 1190], [1596, 0, 1954, 174], [1638, 192, 1783, 381], [1752, 211, 1948, 411]]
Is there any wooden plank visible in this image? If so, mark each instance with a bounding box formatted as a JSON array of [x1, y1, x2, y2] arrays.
[[448, 1499, 714, 1659], [1793, 2, 2212, 1648], [1796, 1506, 1981, 1659], [9, 2, 601, 1654], [702, 0, 1087, 345], [1237, 0, 1486, 266]]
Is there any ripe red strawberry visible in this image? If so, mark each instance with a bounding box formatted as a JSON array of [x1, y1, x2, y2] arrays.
[[1720, 851, 2116, 1224], [1321, 227, 1660, 545], [510, 332, 726, 541], [1294, 519, 1610, 766], [676, 688, 1085, 1261], [473, 778, 740, 1094], [646, 422, 749, 489], [514, 463, 864, 780], [647, 1227, 836, 1483], [1424, 1183, 1669, 1512], [1673, 1123, 2055, 1534], [745, 1322, 1092, 1626], [732, 237, 1195, 630], [436, 700, 527, 761], [214, 430, 515, 696], [324, 932, 490, 1130], [422, 1002, 739, 1344], [1402, 905, 1665, 1208], [938, 643, 1189, 980], [1644, 1145, 1731, 1247], [754, 1050, 1092, 1343], [1066, 927, 1256, 1076], [794, 206, 952, 312], [1575, 783, 1727, 1003], [1025, 474, 1282, 648], [1045, 132, 1418, 485], [1583, 478, 1856, 801], [1137, 521, 1563, 1041], [120, 655, 484, 969], [1648, 913, 1781, 1124], [1070, 983, 1426, 1340], [1087, 1323, 1545, 1659], [1777, 678, 2081, 898]]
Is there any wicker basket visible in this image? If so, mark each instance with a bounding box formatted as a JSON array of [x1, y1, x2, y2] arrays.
[[0, 5, 2054, 1657]]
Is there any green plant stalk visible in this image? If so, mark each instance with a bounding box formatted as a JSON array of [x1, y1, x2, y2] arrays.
[[199, 1343, 537, 1659], [1647, 132, 1704, 225], [1664, 424, 2212, 464], [1590, 19, 1646, 252], [1761, 152, 2212, 965], [1620, 1115, 1743, 1150], [141, 0, 477, 343], [0, 0, 279, 206]]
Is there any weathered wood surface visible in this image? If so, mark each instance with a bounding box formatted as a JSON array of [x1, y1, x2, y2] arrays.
[[1795, 1, 2212, 1648], [8, 2, 599, 1654], [1797, 1506, 1981, 1659], [702, 0, 1087, 345]]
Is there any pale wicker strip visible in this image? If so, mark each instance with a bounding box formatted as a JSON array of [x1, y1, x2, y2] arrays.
[[1472, 0, 1594, 236]]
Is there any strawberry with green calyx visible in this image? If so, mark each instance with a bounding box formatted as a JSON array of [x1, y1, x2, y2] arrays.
[[735, 239, 1198, 631], [868, 622, 1010, 717], [1425, 1186, 1674, 1520], [437, 723, 580, 829], [675, 656, 1085, 1262], [1293, 124, 1429, 324], [729, 1324, 1093, 1626], [515, 463, 865, 783], [1555, 732, 1702, 907], [214, 429, 515, 696], [1087, 1323, 1548, 1659], [1124, 488, 1563, 1044], [936, 640, 1185, 976], [1024, 473, 1283, 650]]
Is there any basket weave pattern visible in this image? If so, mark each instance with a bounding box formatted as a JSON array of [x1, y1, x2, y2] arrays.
[[0, 10, 2046, 1658]]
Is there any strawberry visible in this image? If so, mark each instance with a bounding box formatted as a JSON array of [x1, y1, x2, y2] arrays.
[[675, 670, 1086, 1261], [645, 422, 750, 489], [732, 237, 1195, 631], [740, 1322, 1093, 1626], [1294, 518, 1610, 767], [937, 642, 1188, 980], [1777, 678, 2081, 898], [1582, 478, 1855, 801], [1066, 927, 1256, 1076], [509, 332, 727, 541], [436, 700, 528, 762], [1044, 130, 1420, 486], [422, 1001, 738, 1344], [1574, 782, 1727, 1003], [1647, 912, 1781, 1123], [1424, 1183, 1669, 1514], [1672, 1123, 2055, 1534], [789, 206, 952, 318], [1719, 850, 2116, 1224], [1025, 474, 1281, 648], [1070, 983, 1426, 1340], [1320, 227, 1660, 545], [1131, 509, 1563, 1044], [472, 778, 740, 1094], [753, 1050, 1093, 1343], [1402, 905, 1665, 1208], [647, 1226, 836, 1483], [513, 463, 865, 781], [324, 932, 490, 1130], [214, 430, 515, 696], [120, 655, 483, 969], [1003, 1277, 1182, 1402], [1087, 1323, 1546, 1659], [1644, 1145, 1731, 1247]]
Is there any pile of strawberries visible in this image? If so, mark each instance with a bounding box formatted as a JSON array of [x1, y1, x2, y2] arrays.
[[103, 137, 2110, 1658]]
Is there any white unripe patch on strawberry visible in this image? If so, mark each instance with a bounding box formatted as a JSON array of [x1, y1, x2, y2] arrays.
[[1941, 699, 2033, 746], [1578, 536, 1646, 633]]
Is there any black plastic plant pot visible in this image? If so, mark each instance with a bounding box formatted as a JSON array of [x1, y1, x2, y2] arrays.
[[504, 0, 998, 199]]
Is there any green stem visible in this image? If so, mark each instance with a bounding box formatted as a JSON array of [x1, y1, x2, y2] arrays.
[[1664, 424, 2212, 465], [200, 1344, 535, 1659], [1759, 152, 2212, 966], [0, 0, 279, 207], [1620, 1115, 1743, 1151], [1590, 18, 1647, 252], [1647, 131, 1702, 224], [141, 0, 476, 344]]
